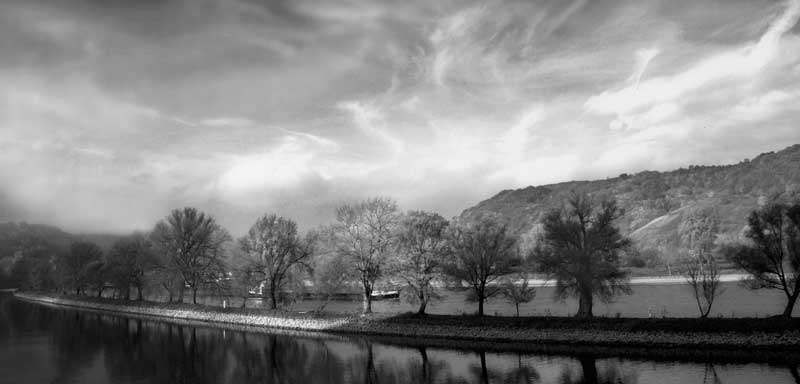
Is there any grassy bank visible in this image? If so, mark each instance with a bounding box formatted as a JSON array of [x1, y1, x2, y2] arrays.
[[13, 291, 800, 351]]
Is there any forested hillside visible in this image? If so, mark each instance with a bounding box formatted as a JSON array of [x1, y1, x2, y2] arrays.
[[0, 223, 120, 287], [460, 144, 800, 269]]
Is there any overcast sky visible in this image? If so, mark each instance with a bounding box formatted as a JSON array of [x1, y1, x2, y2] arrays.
[[1, 0, 800, 235]]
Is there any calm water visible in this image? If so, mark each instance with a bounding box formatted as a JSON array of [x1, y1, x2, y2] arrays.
[[197, 281, 795, 318], [1, 292, 799, 384]]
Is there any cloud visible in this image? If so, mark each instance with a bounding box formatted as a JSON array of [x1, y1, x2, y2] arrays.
[[585, 0, 800, 121], [1, 0, 799, 234], [336, 101, 405, 156], [217, 136, 319, 195]]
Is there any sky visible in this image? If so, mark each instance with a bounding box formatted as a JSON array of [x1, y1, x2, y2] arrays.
[[1, 0, 800, 235]]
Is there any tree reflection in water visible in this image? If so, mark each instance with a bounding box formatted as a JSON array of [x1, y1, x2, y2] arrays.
[[558, 356, 638, 384], [2, 294, 800, 384]]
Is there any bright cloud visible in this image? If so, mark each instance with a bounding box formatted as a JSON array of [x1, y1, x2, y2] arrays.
[[1, 0, 799, 234]]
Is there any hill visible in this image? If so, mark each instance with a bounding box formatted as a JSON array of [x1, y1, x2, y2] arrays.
[[0, 222, 123, 287], [459, 144, 800, 270]]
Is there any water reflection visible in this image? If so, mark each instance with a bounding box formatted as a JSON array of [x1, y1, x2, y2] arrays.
[[556, 357, 637, 384], [1, 293, 799, 384]]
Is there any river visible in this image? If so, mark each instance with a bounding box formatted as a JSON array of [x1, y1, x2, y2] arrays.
[[206, 281, 793, 318], [1, 292, 798, 384]]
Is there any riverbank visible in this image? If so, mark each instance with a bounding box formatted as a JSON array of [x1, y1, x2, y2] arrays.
[[524, 273, 750, 287], [13, 291, 800, 351]]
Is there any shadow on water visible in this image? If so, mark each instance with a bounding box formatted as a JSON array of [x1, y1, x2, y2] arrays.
[[2, 293, 800, 384]]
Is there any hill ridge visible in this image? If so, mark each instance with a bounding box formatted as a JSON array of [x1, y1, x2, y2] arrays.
[[459, 144, 800, 264]]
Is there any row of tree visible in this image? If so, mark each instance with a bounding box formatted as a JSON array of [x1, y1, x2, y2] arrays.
[[11, 193, 800, 318]]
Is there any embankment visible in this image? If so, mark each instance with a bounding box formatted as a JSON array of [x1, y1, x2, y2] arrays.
[[13, 291, 800, 354]]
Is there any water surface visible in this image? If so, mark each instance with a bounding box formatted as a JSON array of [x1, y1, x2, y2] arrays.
[[1, 292, 798, 384]]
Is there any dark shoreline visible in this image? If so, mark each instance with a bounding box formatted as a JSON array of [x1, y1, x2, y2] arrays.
[[12, 291, 800, 364]]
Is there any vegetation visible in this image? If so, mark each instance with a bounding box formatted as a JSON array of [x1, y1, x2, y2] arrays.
[[235, 214, 314, 309], [678, 208, 723, 318], [723, 200, 800, 318], [444, 217, 519, 316], [150, 207, 231, 304], [55, 241, 104, 296], [499, 272, 536, 317], [681, 255, 722, 318], [106, 233, 157, 301], [308, 252, 352, 312], [533, 193, 631, 318], [3, 146, 800, 320], [460, 144, 800, 271], [391, 210, 450, 315], [329, 197, 400, 314]]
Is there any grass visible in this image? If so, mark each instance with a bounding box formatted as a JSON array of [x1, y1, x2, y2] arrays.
[[383, 312, 800, 333]]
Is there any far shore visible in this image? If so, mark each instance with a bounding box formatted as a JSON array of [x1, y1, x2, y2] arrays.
[[12, 291, 800, 355], [523, 273, 750, 287]]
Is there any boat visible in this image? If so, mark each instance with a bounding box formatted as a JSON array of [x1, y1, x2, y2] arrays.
[[370, 290, 399, 300]]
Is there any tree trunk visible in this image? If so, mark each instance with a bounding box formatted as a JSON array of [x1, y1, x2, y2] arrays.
[[418, 290, 427, 315], [97, 288, 103, 298], [783, 292, 798, 318], [418, 347, 429, 384], [479, 351, 489, 384], [579, 357, 598, 383], [694, 288, 708, 318], [576, 287, 593, 318], [515, 303, 520, 317], [270, 281, 279, 310], [192, 287, 198, 304], [364, 343, 377, 384], [137, 286, 143, 301], [476, 283, 486, 316], [363, 285, 373, 314], [176, 284, 185, 304], [241, 297, 247, 309], [477, 296, 485, 316]]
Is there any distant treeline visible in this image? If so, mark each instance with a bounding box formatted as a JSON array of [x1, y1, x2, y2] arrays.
[[7, 193, 800, 318]]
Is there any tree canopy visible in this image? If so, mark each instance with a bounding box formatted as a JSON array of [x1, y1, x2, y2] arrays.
[[533, 192, 631, 318], [56, 241, 103, 295], [724, 200, 800, 317], [150, 207, 231, 304], [236, 214, 314, 309], [391, 210, 450, 314], [330, 197, 400, 314], [444, 217, 519, 316]]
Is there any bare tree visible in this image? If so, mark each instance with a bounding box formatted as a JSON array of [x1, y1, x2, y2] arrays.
[[150, 207, 231, 304], [682, 254, 723, 318], [106, 233, 158, 301], [150, 253, 182, 303], [226, 248, 264, 308], [725, 200, 800, 317], [331, 197, 400, 314], [85, 259, 107, 298], [444, 217, 519, 316], [532, 192, 631, 318], [391, 210, 450, 315], [499, 272, 537, 317], [56, 241, 103, 296], [679, 208, 723, 318], [309, 252, 354, 312], [236, 214, 314, 309]]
